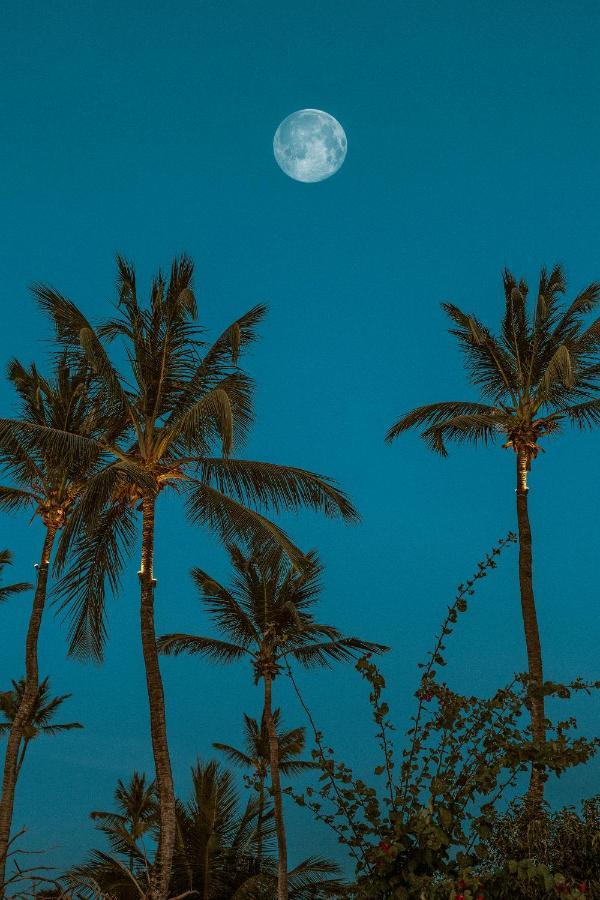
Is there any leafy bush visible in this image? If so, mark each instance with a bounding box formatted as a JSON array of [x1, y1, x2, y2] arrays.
[[282, 536, 600, 898]]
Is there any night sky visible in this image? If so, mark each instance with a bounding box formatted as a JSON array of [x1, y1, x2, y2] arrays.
[[1, 0, 599, 875]]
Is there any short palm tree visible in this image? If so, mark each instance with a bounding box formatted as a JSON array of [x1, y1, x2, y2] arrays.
[[0, 675, 81, 895], [0, 358, 113, 890], [158, 544, 387, 900], [0, 677, 82, 778], [90, 772, 157, 874], [214, 710, 315, 866], [385, 265, 600, 811], [30, 254, 358, 899], [67, 760, 345, 900]]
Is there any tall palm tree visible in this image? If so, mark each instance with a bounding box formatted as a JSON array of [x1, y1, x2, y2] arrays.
[[214, 710, 315, 866], [158, 544, 387, 900], [28, 254, 358, 899], [0, 359, 115, 892], [385, 265, 600, 811], [0, 677, 82, 778]]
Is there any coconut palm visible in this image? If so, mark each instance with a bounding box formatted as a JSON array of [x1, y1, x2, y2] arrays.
[[27, 254, 358, 899], [385, 265, 600, 811], [68, 760, 345, 900], [171, 758, 269, 900], [90, 772, 157, 874], [214, 710, 315, 866], [0, 358, 117, 892], [0, 677, 82, 778], [158, 544, 387, 900]]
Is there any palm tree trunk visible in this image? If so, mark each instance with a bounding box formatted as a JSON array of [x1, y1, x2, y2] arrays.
[[0, 525, 57, 896], [14, 741, 29, 781], [256, 774, 265, 871], [516, 452, 546, 813], [263, 675, 288, 900], [139, 496, 176, 900]]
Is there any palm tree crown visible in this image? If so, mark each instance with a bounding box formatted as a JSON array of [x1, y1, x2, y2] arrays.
[[385, 266, 600, 467], [90, 772, 157, 855], [0, 676, 82, 779], [0, 678, 82, 741], [214, 711, 315, 783], [157, 543, 387, 677], [29, 255, 358, 661], [0, 357, 112, 559]]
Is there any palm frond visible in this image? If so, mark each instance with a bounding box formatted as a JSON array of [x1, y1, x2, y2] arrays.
[[0, 549, 31, 602], [443, 303, 517, 399], [158, 387, 234, 457], [54, 500, 136, 661], [501, 270, 530, 382], [279, 759, 318, 776], [212, 743, 255, 769], [288, 636, 387, 669], [41, 721, 83, 735], [536, 343, 575, 402], [184, 481, 306, 570], [0, 418, 101, 462], [385, 401, 500, 444], [0, 485, 38, 512], [533, 264, 566, 331], [288, 855, 347, 897], [561, 399, 600, 430], [422, 412, 505, 456], [197, 458, 359, 521], [0, 579, 31, 603], [157, 633, 249, 663], [191, 566, 260, 644], [202, 304, 267, 369]]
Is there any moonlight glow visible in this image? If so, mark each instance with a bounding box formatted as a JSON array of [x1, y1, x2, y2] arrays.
[[273, 109, 347, 183]]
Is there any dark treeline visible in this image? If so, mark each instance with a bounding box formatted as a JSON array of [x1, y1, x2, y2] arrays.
[[0, 259, 598, 899]]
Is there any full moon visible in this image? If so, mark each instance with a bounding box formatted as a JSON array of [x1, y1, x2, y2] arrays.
[[273, 109, 347, 183]]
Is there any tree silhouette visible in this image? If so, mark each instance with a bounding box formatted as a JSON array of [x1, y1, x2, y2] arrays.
[[158, 544, 386, 900], [25, 254, 358, 898], [386, 265, 600, 810]]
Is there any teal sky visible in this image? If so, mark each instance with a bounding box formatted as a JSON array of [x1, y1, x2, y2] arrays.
[[1, 0, 599, 875]]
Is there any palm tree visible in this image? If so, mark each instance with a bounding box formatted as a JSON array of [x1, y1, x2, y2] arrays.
[[0, 677, 82, 778], [171, 758, 268, 900], [214, 710, 315, 866], [385, 265, 600, 811], [158, 544, 387, 900], [0, 358, 114, 892], [67, 760, 345, 900], [90, 773, 157, 874], [28, 254, 358, 899]]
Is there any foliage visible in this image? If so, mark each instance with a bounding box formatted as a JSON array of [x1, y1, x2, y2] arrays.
[[385, 266, 600, 458], [0, 678, 82, 743], [0, 550, 30, 605], [279, 536, 600, 898], [214, 710, 316, 785], [158, 543, 387, 678], [28, 258, 357, 661], [65, 760, 346, 899], [480, 795, 600, 897]]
